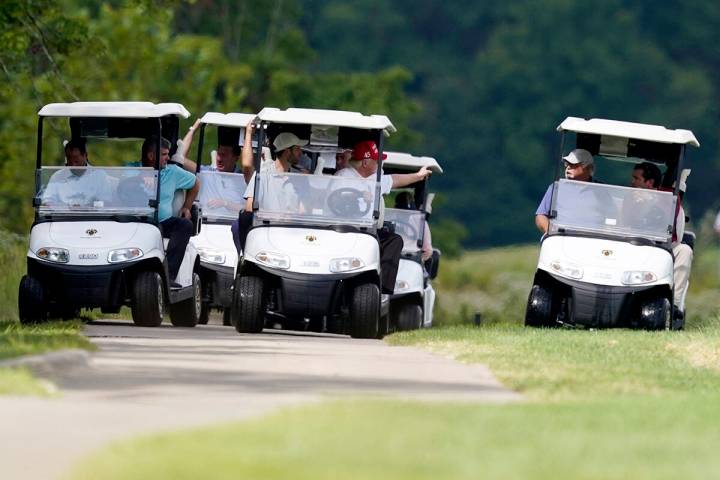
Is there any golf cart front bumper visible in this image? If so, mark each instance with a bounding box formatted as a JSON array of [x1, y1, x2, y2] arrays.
[[27, 257, 134, 308], [549, 273, 661, 328]]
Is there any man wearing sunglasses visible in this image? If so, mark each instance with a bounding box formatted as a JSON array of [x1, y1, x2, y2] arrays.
[[535, 148, 595, 234]]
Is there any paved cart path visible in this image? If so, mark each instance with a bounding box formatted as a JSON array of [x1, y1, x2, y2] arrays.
[[0, 319, 519, 480]]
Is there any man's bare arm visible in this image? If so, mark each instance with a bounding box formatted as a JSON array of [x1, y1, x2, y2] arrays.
[[391, 166, 432, 189], [535, 214, 549, 234]]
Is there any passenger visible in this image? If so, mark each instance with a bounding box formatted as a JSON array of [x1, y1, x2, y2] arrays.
[[42, 139, 112, 207], [335, 148, 352, 172], [535, 148, 595, 234], [231, 132, 308, 253], [630, 163, 693, 320], [141, 136, 201, 287], [179, 119, 249, 215], [394, 192, 433, 262], [335, 140, 432, 294]]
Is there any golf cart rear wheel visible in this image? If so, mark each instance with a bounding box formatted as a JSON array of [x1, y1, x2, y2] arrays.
[[232, 275, 265, 333], [396, 303, 423, 331], [131, 271, 164, 327], [18, 275, 47, 324], [640, 297, 671, 331], [525, 283, 556, 328], [198, 302, 210, 325], [169, 273, 202, 328], [349, 283, 380, 339]]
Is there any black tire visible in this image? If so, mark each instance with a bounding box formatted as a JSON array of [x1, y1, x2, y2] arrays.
[[198, 302, 210, 325], [169, 273, 202, 328], [349, 283, 380, 339], [640, 297, 671, 331], [232, 275, 265, 333], [18, 275, 47, 324], [525, 283, 556, 328], [131, 271, 164, 327], [222, 308, 232, 326], [396, 303, 423, 331]]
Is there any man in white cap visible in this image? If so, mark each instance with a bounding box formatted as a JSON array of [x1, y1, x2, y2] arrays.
[[232, 131, 309, 253], [535, 148, 595, 234]]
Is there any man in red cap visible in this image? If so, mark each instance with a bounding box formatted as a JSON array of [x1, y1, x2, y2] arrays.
[[335, 140, 432, 294]]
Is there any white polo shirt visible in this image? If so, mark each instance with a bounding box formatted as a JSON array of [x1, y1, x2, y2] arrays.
[[334, 166, 392, 195]]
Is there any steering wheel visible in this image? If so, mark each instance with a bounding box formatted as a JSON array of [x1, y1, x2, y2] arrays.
[[392, 218, 419, 240], [328, 187, 372, 218]]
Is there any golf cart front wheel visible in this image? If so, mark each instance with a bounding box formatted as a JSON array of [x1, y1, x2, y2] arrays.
[[18, 275, 47, 324], [525, 283, 556, 328], [640, 297, 671, 331], [131, 271, 164, 327], [169, 273, 202, 328], [396, 303, 423, 331], [232, 275, 265, 333], [349, 283, 380, 339]]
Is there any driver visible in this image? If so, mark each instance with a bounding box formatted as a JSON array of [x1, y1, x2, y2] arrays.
[[394, 192, 433, 262], [334, 140, 432, 294], [42, 139, 112, 207], [231, 131, 308, 253], [535, 148, 595, 234]]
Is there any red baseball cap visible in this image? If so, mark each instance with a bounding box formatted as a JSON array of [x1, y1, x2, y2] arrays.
[[352, 140, 387, 161]]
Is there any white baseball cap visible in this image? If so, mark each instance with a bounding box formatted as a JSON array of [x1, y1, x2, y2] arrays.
[[563, 148, 594, 165], [273, 132, 308, 152]]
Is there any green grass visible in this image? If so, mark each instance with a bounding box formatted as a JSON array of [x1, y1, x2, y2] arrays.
[[69, 397, 720, 480], [0, 230, 28, 322], [0, 319, 95, 395], [68, 237, 720, 479]]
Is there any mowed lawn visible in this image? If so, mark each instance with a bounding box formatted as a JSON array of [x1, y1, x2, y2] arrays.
[[69, 243, 720, 479]]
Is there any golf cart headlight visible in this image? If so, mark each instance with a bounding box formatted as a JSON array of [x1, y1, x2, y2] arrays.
[[256, 251, 290, 270], [395, 280, 410, 292], [622, 271, 657, 285], [198, 248, 226, 265], [329, 257, 364, 273], [550, 259, 584, 279], [36, 247, 69, 263], [108, 248, 143, 263]]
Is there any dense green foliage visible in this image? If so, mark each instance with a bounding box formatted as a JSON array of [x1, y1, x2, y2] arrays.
[[1, 1, 719, 249], [301, 0, 720, 246]]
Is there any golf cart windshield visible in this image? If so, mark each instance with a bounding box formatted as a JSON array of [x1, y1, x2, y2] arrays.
[[197, 170, 247, 222], [384, 208, 425, 252], [550, 179, 676, 242], [254, 172, 377, 228], [37, 166, 157, 217]]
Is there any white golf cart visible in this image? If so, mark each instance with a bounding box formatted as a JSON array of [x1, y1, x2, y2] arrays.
[[382, 151, 443, 331], [526, 117, 699, 330], [189, 112, 254, 325], [231, 107, 396, 338], [18, 101, 203, 327]]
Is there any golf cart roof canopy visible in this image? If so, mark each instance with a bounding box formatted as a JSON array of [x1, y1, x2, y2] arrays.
[[38, 102, 190, 119], [199, 112, 256, 128], [558, 117, 699, 148], [384, 151, 443, 173], [257, 108, 396, 135]]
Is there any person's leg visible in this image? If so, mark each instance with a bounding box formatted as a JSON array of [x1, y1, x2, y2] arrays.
[[231, 218, 241, 254], [378, 230, 403, 294], [235, 211, 253, 254], [673, 243, 693, 312], [160, 217, 194, 281]]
